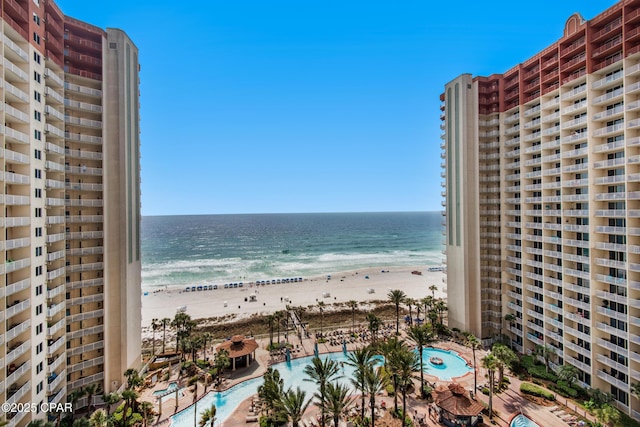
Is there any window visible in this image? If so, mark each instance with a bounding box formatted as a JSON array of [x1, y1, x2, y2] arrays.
[[33, 13, 40, 26], [34, 129, 42, 141], [33, 32, 40, 45], [35, 265, 43, 276], [34, 90, 41, 102], [36, 323, 43, 334], [34, 149, 41, 159], [35, 246, 43, 256], [35, 207, 42, 217], [36, 304, 43, 315], [33, 71, 41, 83], [35, 188, 42, 198], [34, 51, 41, 63], [36, 382, 43, 393], [36, 342, 43, 354], [35, 227, 42, 237], [35, 169, 41, 179], [36, 285, 42, 295], [36, 361, 43, 374], [34, 110, 41, 121]]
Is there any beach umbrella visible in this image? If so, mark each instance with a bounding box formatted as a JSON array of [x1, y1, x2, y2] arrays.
[[314, 342, 319, 357]]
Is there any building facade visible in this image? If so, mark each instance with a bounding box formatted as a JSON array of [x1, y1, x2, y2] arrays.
[[0, 0, 141, 425], [442, 0, 640, 418]]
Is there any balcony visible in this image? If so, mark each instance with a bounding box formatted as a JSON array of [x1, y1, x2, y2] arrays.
[[6, 340, 30, 366], [47, 337, 65, 356], [592, 87, 624, 105], [5, 299, 30, 320], [45, 68, 64, 87], [2, 126, 29, 144], [47, 318, 66, 337], [64, 132, 102, 145], [5, 319, 30, 343], [47, 368, 66, 393]]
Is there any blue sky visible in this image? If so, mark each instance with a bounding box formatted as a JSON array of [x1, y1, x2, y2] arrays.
[[56, 0, 618, 215]]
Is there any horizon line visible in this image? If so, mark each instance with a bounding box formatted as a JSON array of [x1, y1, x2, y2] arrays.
[[141, 210, 441, 218]]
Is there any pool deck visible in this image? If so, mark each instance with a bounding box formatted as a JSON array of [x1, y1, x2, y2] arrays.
[[140, 331, 595, 427]]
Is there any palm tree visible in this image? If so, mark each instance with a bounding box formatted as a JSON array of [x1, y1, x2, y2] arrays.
[[429, 284, 438, 298], [189, 374, 200, 403], [407, 324, 431, 397], [172, 312, 194, 354], [492, 343, 516, 385], [535, 344, 555, 373], [102, 392, 121, 416], [395, 347, 419, 425], [214, 349, 230, 387], [380, 336, 403, 413], [201, 332, 213, 360], [140, 401, 155, 427], [321, 382, 352, 427], [558, 364, 579, 387], [405, 298, 415, 327], [258, 368, 285, 418], [304, 356, 339, 427], [346, 346, 376, 422], [465, 334, 481, 393], [88, 409, 108, 427], [347, 300, 358, 332], [366, 313, 381, 345], [84, 383, 100, 411], [274, 310, 284, 347], [151, 318, 160, 356], [121, 388, 140, 426], [161, 317, 171, 354], [387, 289, 406, 335], [481, 353, 498, 419], [503, 314, 516, 346], [68, 388, 86, 417], [199, 404, 217, 427], [317, 301, 326, 338], [364, 365, 385, 427], [433, 299, 447, 326], [265, 314, 276, 348], [124, 368, 142, 390], [281, 387, 311, 427]]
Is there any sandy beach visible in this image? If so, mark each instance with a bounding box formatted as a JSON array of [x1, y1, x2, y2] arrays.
[[141, 266, 446, 327]]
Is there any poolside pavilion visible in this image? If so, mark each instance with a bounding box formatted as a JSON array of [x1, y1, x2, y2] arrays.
[[433, 383, 484, 427], [216, 335, 259, 371]]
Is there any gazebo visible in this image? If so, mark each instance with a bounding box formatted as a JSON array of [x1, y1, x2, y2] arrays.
[[216, 335, 259, 371], [433, 383, 484, 427]]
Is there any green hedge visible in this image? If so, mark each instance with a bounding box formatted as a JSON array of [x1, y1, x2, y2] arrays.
[[549, 381, 578, 398], [520, 382, 555, 400], [527, 365, 558, 382]]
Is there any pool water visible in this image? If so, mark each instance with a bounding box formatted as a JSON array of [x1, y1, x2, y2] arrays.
[[153, 381, 179, 396], [420, 348, 473, 381], [171, 348, 470, 426], [510, 414, 541, 427]]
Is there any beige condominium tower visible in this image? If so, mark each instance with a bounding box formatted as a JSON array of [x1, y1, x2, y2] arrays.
[[442, 0, 640, 419], [0, 0, 141, 425]]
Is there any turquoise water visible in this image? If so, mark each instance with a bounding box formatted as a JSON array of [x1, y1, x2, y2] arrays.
[[421, 348, 472, 381], [510, 414, 541, 427], [171, 352, 380, 426], [142, 212, 444, 289], [171, 349, 469, 427], [153, 381, 179, 396]]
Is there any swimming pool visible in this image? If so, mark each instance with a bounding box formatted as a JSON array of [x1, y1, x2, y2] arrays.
[[510, 414, 541, 427], [171, 348, 470, 426], [420, 348, 473, 381], [153, 381, 179, 396]]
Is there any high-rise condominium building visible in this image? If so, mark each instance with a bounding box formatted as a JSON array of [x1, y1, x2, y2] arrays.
[[442, 0, 640, 418], [0, 0, 141, 425]]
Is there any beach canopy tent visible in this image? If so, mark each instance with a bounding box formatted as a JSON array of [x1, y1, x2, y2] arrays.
[[433, 383, 484, 427], [249, 293, 257, 302], [216, 335, 259, 371]]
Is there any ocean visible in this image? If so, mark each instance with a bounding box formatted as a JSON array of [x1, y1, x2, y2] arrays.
[[141, 211, 444, 289]]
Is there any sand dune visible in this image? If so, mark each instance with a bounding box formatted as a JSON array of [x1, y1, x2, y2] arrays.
[[141, 266, 446, 327]]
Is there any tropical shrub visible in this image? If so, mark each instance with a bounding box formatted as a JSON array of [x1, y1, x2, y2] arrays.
[[520, 382, 555, 400]]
